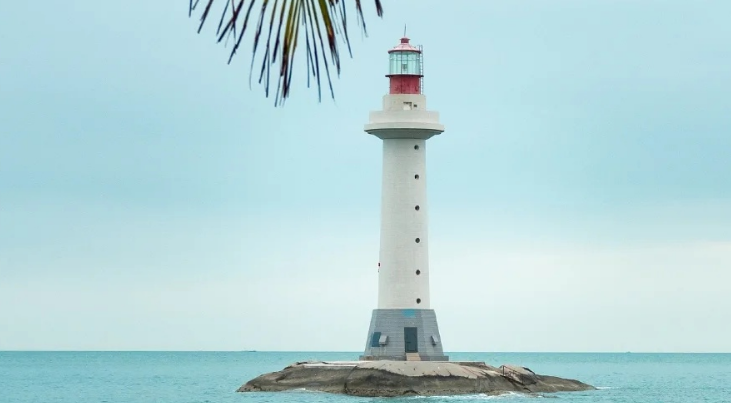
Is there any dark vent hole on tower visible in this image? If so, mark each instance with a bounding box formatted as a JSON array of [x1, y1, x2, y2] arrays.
[[415, 238, 421, 243], [414, 174, 420, 180], [414, 145, 420, 150], [416, 270, 421, 275], [415, 205, 420, 211], [416, 298, 422, 304]]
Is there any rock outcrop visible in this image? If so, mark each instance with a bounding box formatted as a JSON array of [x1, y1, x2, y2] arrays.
[[237, 360, 595, 397]]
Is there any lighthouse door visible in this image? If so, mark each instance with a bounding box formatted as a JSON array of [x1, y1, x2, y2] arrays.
[[404, 327, 418, 353]]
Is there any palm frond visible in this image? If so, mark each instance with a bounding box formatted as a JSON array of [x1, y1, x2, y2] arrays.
[[190, 0, 384, 106]]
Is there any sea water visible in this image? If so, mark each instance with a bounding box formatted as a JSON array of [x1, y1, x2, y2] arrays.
[[1, 351, 729, 403]]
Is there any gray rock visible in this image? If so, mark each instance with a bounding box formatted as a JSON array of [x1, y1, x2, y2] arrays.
[[237, 360, 595, 397]]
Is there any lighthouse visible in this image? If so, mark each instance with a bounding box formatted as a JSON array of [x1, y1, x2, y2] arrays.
[[360, 37, 448, 362]]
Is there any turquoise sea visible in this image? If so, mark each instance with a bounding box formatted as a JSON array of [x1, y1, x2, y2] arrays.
[[2, 352, 729, 403]]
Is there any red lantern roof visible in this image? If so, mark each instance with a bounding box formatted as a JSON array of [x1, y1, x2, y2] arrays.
[[388, 37, 421, 53]]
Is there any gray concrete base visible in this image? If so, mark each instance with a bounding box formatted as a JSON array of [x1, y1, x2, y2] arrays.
[[360, 309, 448, 361]]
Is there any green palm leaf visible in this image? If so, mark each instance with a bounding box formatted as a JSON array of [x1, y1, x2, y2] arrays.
[[190, 0, 384, 106]]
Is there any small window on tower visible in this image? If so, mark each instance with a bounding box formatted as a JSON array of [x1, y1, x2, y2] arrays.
[[403, 102, 412, 110], [370, 332, 382, 347]]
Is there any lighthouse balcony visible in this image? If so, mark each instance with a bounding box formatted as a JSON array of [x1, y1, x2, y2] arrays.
[[365, 110, 444, 140]]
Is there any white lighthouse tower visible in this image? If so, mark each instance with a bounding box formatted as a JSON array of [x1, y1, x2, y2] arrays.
[[360, 37, 448, 362]]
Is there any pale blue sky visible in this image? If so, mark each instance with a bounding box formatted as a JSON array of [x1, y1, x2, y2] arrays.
[[1, 1, 729, 352]]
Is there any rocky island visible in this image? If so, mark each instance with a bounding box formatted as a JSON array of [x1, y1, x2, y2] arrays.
[[238, 360, 595, 397]]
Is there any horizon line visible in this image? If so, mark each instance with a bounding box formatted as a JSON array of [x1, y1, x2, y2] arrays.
[[2, 350, 730, 354]]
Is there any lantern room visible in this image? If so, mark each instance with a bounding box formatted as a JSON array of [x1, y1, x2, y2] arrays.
[[386, 37, 423, 95]]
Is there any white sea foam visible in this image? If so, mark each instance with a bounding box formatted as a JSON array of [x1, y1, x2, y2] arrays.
[[289, 388, 326, 393], [410, 391, 540, 400]]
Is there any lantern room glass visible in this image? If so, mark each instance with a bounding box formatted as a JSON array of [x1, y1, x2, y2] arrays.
[[389, 51, 421, 75]]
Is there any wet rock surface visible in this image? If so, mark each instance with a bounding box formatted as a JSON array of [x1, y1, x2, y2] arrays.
[[237, 360, 595, 397]]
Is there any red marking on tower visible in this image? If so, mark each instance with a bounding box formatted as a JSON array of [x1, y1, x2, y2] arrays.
[[386, 37, 423, 95]]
